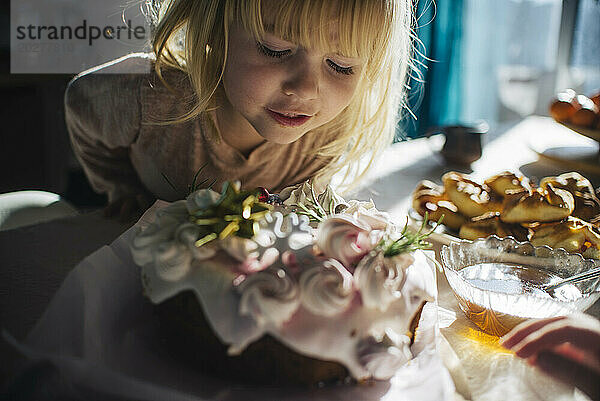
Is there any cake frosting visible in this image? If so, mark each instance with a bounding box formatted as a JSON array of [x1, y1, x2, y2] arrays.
[[131, 181, 436, 381]]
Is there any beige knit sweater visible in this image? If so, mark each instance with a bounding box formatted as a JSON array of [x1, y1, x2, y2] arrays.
[[65, 53, 333, 203]]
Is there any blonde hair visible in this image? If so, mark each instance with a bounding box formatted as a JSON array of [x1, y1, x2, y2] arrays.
[[149, 0, 415, 193]]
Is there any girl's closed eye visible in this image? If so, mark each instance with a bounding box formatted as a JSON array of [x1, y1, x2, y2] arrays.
[[326, 59, 354, 76], [257, 41, 356, 76], [256, 42, 292, 59]]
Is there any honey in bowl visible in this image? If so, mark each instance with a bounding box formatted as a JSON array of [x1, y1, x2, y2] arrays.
[[448, 262, 581, 337]]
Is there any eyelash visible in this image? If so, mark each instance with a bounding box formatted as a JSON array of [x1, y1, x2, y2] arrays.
[[326, 59, 354, 76], [256, 42, 354, 76], [256, 42, 291, 58]]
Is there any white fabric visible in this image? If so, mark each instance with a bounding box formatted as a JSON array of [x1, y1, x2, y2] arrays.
[[0, 190, 79, 231], [5, 220, 456, 401]]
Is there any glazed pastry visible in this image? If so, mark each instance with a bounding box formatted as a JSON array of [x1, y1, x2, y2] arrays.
[[411, 181, 466, 231], [484, 171, 531, 197], [413, 179, 444, 195], [549, 89, 580, 122], [570, 95, 599, 128], [500, 185, 574, 224], [540, 172, 600, 221], [459, 212, 529, 242], [420, 199, 467, 232], [442, 171, 502, 218], [411, 180, 445, 215], [591, 92, 600, 109], [529, 216, 600, 259]]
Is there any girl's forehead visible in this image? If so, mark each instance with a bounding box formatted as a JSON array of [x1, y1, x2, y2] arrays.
[[261, 22, 340, 45], [259, 1, 339, 34], [245, 0, 384, 57]]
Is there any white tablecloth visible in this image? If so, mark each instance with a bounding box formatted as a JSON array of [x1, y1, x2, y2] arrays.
[[5, 221, 456, 401]]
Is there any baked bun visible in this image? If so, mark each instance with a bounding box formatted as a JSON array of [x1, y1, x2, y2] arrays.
[[500, 186, 574, 223], [591, 92, 600, 109], [412, 180, 466, 231], [484, 171, 531, 197], [413, 179, 444, 195], [549, 89, 580, 122], [442, 171, 502, 218], [529, 216, 600, 259], [459, 212, 529, 242], [570, 95, 599, 127], [411, 180, 444, 212], [540, 172, 600, 221], [418, 198, 467, 231]]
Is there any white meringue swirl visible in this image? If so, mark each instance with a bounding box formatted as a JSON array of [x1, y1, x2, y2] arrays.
[[132, 192, 222, 283], [237, 267, 300, 328], [316, 215, 373, 267], [185, 187, 221, 214], [219, 236, 258, 263], [344, 199, 391, 231], [131, 201, 191, 267], [152, 240, 193, 281], [354, 251, 415, 312], [299, 259, 355, 316]]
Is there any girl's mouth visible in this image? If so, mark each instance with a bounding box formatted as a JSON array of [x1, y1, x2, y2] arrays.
[[267, 109, 312, 127]]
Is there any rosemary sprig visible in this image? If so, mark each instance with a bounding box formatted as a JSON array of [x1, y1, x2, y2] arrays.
[[288, 185, 332, 223], [188, 162, 208, 195], [381, 212, 444, 257], [294, 202, 326, 222], [161, 163, 216, 198], [161, 172, 178, 193], [187, 163, 219, 195], [310, 186, 328, 217]]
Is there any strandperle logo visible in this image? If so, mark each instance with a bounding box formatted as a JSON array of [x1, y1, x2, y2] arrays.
[[11, 0, 151, 74], [15, 20, 147, 46]]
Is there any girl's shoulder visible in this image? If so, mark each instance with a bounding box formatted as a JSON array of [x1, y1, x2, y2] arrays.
[[65, 53, 155, 109], [65, 53, 192, 120], [77, 52, 155, 75], [68, 52, 190, 93]]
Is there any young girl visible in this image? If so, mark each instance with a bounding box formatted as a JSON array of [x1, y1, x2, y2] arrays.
[[65, 0, 415, 221]]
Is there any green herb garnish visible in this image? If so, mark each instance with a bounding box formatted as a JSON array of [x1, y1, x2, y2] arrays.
[[291, 185, 334, 223], [380, 212, 444, 257]]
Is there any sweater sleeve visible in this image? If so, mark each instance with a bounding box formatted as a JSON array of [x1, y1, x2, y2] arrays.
[[65, 54, 152, 202]]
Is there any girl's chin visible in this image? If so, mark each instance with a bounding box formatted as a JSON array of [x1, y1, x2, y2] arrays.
[[256, 128, 310, 145]]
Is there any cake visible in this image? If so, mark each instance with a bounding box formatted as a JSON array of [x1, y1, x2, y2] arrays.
[[131, 181, 436, 386]]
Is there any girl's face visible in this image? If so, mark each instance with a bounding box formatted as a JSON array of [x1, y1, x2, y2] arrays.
[[219, 20, 363, 150]]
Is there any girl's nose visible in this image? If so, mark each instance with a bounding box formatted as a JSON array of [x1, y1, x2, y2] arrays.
[[282, 59, 320, 100]]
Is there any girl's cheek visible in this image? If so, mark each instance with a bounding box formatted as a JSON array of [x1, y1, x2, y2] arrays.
[[324, 78, 357, 111], [242, 67, 282, 95]]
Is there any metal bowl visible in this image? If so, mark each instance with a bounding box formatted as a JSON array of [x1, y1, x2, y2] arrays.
[[440, 236, 600, 336]]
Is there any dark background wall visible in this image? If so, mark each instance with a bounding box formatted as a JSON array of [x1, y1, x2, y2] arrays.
[[0, 3, 105, 209]]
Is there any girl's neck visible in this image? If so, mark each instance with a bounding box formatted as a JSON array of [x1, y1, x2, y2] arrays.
[[213, 89, 266, 158]]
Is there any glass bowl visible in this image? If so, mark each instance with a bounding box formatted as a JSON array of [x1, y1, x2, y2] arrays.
[[440, 236, 600, 336]]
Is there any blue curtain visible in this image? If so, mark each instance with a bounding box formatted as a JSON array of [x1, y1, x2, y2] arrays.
[[401, 0, 464, 139]]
